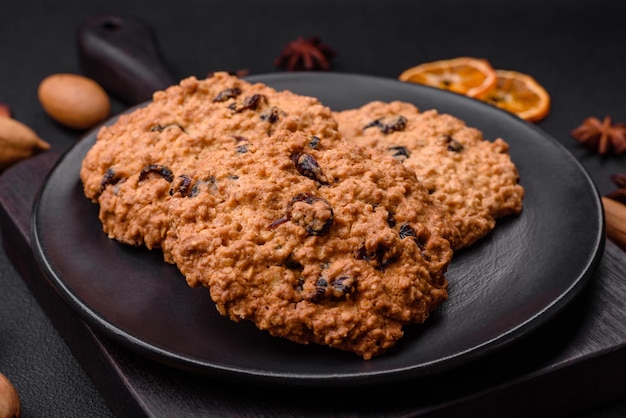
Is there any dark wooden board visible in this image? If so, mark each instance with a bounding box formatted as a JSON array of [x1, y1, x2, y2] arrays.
[[2, 151, 626, 417]]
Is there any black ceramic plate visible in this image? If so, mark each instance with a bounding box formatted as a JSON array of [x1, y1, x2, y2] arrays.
[[31, 73, 604, 387]]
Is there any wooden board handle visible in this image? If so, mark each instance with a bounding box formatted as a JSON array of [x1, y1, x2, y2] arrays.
[[77, 15, 175, 106]]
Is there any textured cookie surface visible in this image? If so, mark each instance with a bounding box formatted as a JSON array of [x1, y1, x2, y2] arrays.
[[166, 130, 454, 359], [80, 73, 340, 249], [335, 101, 524, 250], [80, 74, 455, 359]]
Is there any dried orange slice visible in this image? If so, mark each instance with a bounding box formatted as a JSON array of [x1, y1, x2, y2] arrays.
[[478, 69, 551, 123], [398, 57, 497, 98]]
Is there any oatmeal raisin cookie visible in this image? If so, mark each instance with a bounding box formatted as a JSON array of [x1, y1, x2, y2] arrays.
[[80, 74, 455, 359], [335, 101, 524, 250]]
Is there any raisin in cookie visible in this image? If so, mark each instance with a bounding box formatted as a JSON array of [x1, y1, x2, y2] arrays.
[[335, 101, 524, 250], [80, 73, 340, 249], [164, 128, 453, 359]]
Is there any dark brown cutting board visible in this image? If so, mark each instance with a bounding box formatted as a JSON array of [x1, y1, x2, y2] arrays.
[[2, 151, 626, 417]]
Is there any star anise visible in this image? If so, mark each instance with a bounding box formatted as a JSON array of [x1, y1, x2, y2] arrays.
[[606, 173, 626, 205], [274, 36, 336, 71], [571, 115, 626, 155]]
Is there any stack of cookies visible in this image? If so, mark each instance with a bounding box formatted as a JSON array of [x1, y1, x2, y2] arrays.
[[80, 72, 523, 359]]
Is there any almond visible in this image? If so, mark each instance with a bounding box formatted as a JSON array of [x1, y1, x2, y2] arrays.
[[0, 371, 20, 418], [0, 117, 50, 170], [0, 103, 11, 118], [38, 73, 110, 130]]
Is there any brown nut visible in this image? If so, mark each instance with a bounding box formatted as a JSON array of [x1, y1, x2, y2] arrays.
[[0, 104, 11, 118], [0, 371, 20, 418], [38, 73, 110, 130], [0, 117, 51, 170]]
